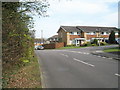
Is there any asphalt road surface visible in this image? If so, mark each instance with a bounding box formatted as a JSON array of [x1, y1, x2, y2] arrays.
[[35, 45, 119, 88]]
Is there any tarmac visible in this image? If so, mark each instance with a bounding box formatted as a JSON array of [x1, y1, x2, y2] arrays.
[[91, 51, 120, 60]]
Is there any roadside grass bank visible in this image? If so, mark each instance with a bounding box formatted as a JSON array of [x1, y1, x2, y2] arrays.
[[103, 47, 120, 52], [3, 55, 42, 88], [57, 44, 113, 50], [56, 43, 114, 50], [58, 46, 87, 49]]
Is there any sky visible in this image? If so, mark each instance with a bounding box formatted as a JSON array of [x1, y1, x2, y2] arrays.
[[32, 0, 119, 39]]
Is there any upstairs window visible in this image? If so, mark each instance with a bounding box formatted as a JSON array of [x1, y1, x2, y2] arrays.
[[86, 32, 91, 35], [77, 32, 80, 35], [70, 32, 74, 35], [93, 32, 96, 34], [106, 32, 109, 35], [101, 32, 104, 35]]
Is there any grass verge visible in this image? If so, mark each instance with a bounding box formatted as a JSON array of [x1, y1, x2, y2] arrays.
[[58, 46, 87, 49], [103, 47, 120, 52], [3, 55, 41, 88]]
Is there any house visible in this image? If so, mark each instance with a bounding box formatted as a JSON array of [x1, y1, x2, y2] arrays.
[[34, 38, 45, 46], [47, 35, 59, 43], [57, 26, 118, 46]]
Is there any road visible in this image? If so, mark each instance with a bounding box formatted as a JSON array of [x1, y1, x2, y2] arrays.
[[35, 45, 119, 88]]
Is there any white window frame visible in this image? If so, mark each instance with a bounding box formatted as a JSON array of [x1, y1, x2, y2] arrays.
[[115, 32, 118, 35], [101, 32, 104, 35], [70, 32, 74, 35]]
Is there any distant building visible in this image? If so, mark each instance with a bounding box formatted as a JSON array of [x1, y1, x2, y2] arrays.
[[34, 38, 45, 46], [47, 35, 59, 43]]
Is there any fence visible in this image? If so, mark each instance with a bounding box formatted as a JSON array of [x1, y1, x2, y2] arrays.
[[43, 42, 64, 49]]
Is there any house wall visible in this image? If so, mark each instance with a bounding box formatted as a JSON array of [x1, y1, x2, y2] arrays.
[[86, 33, 118, 41], [86, 35, 97, 40], [100, 35, 109, 38], [58, 28, 68, 45], [67, 32, 70, 45], [69, 35, 81, 40]]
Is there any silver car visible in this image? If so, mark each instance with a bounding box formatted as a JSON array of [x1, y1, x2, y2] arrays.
[[35, 45, 44, 50]]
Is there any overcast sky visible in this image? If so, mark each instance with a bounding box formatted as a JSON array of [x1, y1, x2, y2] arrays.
[[33, 0, 119, 39]]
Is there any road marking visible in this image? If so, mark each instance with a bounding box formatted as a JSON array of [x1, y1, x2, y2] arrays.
[[115, 73, 120, 77], [96, 51, 103, 53], [102, 57, 106, 58], [108, 58, 113, 59], [70, 51, 77, 53], [83, 52, 90, 55], [61, 54, 69, 57], [73, 58, 95, 67], [69, 51, 90, 55]]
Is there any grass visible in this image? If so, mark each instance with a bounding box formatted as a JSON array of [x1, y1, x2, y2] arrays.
[[3, 55, 42, 88], [58, 46, 87, 49], [103, 47, 120, 52]]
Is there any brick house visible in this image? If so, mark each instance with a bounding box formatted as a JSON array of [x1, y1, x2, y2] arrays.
[[34, 38, 45, 46], [57, 26, 118, 46], [47, 35, 59, 43]]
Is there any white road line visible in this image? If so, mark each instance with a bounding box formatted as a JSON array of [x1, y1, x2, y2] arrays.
[[102, 57, 106, 58], [83, 52, 90, 55], [115, 73, 120, 77], [69, 51, 90, 55], [73, 58, 95, 67], [108, 58, 113, 59], [70, 51, 77, 53], [61, 54, 68, 57]]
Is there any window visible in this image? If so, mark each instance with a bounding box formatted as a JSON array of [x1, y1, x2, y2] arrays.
[[86, 32, 90, 35], [50, 38, 53, 41], [91, 32, 95, 35], [93, 32, 96, 35], [115, 32, 118, 35], [101, 32, 104, 35], [77, 32, 80, 35], [55, 38, 58, 41], [106, 32, 109, 35], [70, 32, 74, 35]]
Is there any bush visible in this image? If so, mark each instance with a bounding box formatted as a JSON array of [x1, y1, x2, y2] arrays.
[[66, 44, 75, 47], [91, 44, 97, 46], [82, 42, 91, 46], [100, 42, 107, 46], [93, 39, 98, 45]]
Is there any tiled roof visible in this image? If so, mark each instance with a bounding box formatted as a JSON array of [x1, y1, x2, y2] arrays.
[[60, 26, 81, 32], [77, 26, 118, 32], [58, 26, 118, 33], [48, 35, 58, 39], [34, 38, 42, 42]]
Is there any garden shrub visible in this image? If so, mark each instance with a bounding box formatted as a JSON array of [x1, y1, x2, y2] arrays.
[[91, 44, 97, 46], [100, 42, 107, 45]]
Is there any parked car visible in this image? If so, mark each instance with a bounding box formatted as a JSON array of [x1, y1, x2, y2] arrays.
[[35, 45, 44, 50]]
